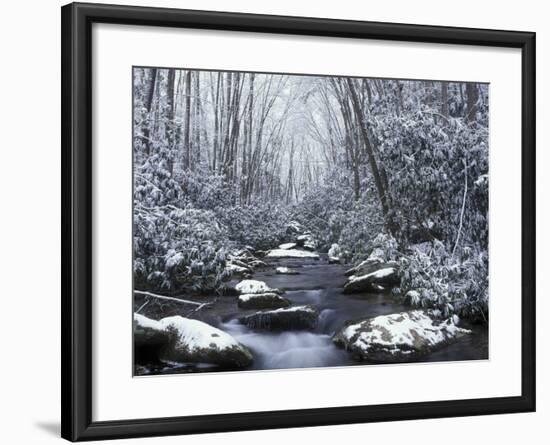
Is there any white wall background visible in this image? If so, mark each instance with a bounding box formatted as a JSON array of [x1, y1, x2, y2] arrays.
[[0, 0, 546, 444]]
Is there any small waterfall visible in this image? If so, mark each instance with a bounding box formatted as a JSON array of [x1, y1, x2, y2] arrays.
[[221, 319, 348, 370], [318, 308, 337, 335]]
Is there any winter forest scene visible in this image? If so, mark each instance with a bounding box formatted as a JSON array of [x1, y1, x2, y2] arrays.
[[133, 66, 489, 375]]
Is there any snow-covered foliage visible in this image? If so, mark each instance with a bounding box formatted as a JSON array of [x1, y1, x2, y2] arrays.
[[218, 202, 291, 251], [134, 204, 231, 293], [328, 243, 341, 258], [397, 241, 489, 321]]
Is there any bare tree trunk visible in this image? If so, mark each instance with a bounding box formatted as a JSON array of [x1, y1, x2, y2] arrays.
[[183, 71, 192, 169], [345, 78, 390, 219], [466, 83, 479, 122], [212, 73, 221, 172], [441, 81, 449, 118], [193, 72, 201, 166], [166, 68, 176, 175], [143, 68, 157, 156]]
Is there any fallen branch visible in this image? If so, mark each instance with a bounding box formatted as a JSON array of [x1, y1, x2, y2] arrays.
[[134, 290, 204, 306], [185, 299, 216, 317], [135, 299, 150, 314]]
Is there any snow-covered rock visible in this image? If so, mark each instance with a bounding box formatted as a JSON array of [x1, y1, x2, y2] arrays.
[[275, 266, 299, 275], [239, 305, 319, 331], [134, 312, 173, 351], [278, 242, 297, 250], [266, 249, 319, 259], [235, 279, 271, 294], [225, 263, 252, 277], [296, 234, 316, 251], [134, 314, 253, 368], [343, 266, 399, 293], [345, 257, 385, 277], [333, 310, 470, 362], [238, 293, 291, 309]]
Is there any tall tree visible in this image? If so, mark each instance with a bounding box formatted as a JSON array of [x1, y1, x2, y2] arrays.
[[165, 68, 176, 174], [441, 81, 449, 118], [466, 83, 479, 122], [142, 68, 157, 155], [345, 78, 390, 219], [183, 71, 192, 169]]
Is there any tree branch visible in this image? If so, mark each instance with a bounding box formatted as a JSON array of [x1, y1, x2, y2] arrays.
[[134, 290, 204, 306], [452, 158, 468, 258]]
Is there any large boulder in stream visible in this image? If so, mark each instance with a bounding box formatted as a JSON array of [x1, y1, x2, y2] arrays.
[[238, 292, 291, 309], [235, 279, 282, 295], [134, 313, 173, 362], [343, 264, 400, 293], [345, 257, 385, 277], [239, 305, 319, 331], [266, 249, 319, 259], [333, 310, 470, 362], [134, 314, 253, 368]]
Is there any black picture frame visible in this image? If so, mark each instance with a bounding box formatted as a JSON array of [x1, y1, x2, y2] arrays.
[[61, 2, 536, 441]]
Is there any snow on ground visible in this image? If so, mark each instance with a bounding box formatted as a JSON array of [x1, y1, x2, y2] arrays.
[[339, 310, 471, 357], [266, 249, 319, 259], [134, 313, 241, 351], [278, 242, 297, 250], [235, 279, 272, 294]]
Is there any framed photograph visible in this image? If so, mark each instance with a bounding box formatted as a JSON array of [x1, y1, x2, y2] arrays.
[[61, 2, 536, 441]]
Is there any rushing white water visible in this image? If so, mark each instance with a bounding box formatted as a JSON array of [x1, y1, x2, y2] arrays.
[[221, 319, 350, 370]]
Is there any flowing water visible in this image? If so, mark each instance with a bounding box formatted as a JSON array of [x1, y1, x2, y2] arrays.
[[143, 255, 488, 375], [219, 257, 488, 371]]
